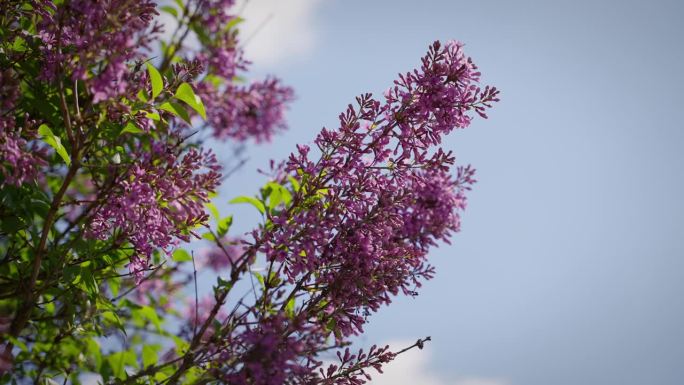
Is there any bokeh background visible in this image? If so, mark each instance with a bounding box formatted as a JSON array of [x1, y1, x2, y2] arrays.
[[195, 1, 684, 384]]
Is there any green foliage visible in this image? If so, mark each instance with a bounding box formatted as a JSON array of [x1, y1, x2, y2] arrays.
[[229, 195, 266, 215], [38, 124, 71, 165], [146, 63, 164, 99], [174, 82, 206, 119]]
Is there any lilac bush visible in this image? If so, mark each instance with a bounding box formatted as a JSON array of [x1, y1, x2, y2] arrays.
[[0, 1, 499, 384]]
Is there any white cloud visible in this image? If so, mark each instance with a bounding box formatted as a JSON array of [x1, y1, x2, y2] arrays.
[[368, 340, 511, 385], [236, 0, 324, 68]]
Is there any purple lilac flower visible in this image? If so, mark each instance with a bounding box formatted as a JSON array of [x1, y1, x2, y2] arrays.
[[0, 132, 47, 188], [0, 70, 47, 187], [200, 40, 498, 384], [222, 314, 324, 385], [85, 143, 222, 283], [200, 78, 295, 143], [256, 40, 497, 345], [181, 0, 294, 143], [35, 0, 160, 103], [198, 236, 247, 272]]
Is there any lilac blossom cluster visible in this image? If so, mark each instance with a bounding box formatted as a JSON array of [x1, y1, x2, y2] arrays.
[[194, 40, 499, 384], [200, 77, 295, 142], [266, 40, 498, 334], [196, 0, 239, 34], [0, 132, 47, 188], [34, 0, 161, 103], [213, 314, 326, 384], [85, 143, 221, 281], [198, 236, 246, 271], [0, 70, 47, 187], [189, 1, 295, 142]]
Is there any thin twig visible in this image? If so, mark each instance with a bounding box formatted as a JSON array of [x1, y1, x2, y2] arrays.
[[191, 250, 199, 339]]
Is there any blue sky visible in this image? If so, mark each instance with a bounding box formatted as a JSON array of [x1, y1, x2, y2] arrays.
[[201, 1, 684, 384]]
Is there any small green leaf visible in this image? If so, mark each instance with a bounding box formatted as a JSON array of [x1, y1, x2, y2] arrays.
[[265, 182, 292, 211], [159, 101, 191, 124], [174, 82, 206, 119], [217, 215, 233, 237], [224, 16, 245, 31], [109, 276, 121, 297], [137, 89, 149, 102], [160, 5, 178, 18], [172, 249, 192, 262], [146, 62, 163, 99], [107, 351, 137, 380], [252, 271, 265, 289], [216, 276, 233, 290], [145, 111, 161, 121], [206, 202, 220, 219], [7, 336, 28, 352], [285, 297, 296, 318], [86, 339, 103, 371], [102, 310, 126, 336], [38, 124, 71, 165], [139, 306, 163, 333], [12, 36, 26, 52], [142, 344, 160, 368], [121, 121, 144, 134], [229, 196, 265, 215], [81, 270, 99, 296], [287, 175, 301, 192]]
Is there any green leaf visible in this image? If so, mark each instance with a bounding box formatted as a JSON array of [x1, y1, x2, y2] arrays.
[[159, 101, 191, 124], [109, 276, 121, 297], [86, 339, 103, 371], [229, 196, 265, 215], [216, 276, 233, 290], [121, 121, 144, 134], [142, 344, 160, 368], [285, 297, 296, 318], [7, 336, 28, 352], [81, 270, 99, 296], [145, 111, 161, 121], [137, 89, 149, 102], [174, 82, 206, 119], [171, 249, 192, 262], [224, 16, 245, 31], [171, 334, 189, 355], [139, 305, 163, 333], [287, 175, 301, 192], [206, 202, 220, 219], [160, 5, 178, 18], [217, 215, 233, 237], [102, 310, 126, 336], [12, 36, 26, 52], [265, 182, 292, 211], [146, 62, 163, 99], [252, 271, 265, 289], [107, 351, 137, 380], [38, 124, 71, 166]]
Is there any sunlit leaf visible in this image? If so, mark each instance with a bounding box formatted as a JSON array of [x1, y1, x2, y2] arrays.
[[172, 249, 192, 262], [229, 196, 266, 215], [159, 101, 191, 124], [146, 62, 163, 99], [121, 121, 144, 134], [174, 82, 206, 119], [38, 124, 71, 165], [160, 5, 178, 18]]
